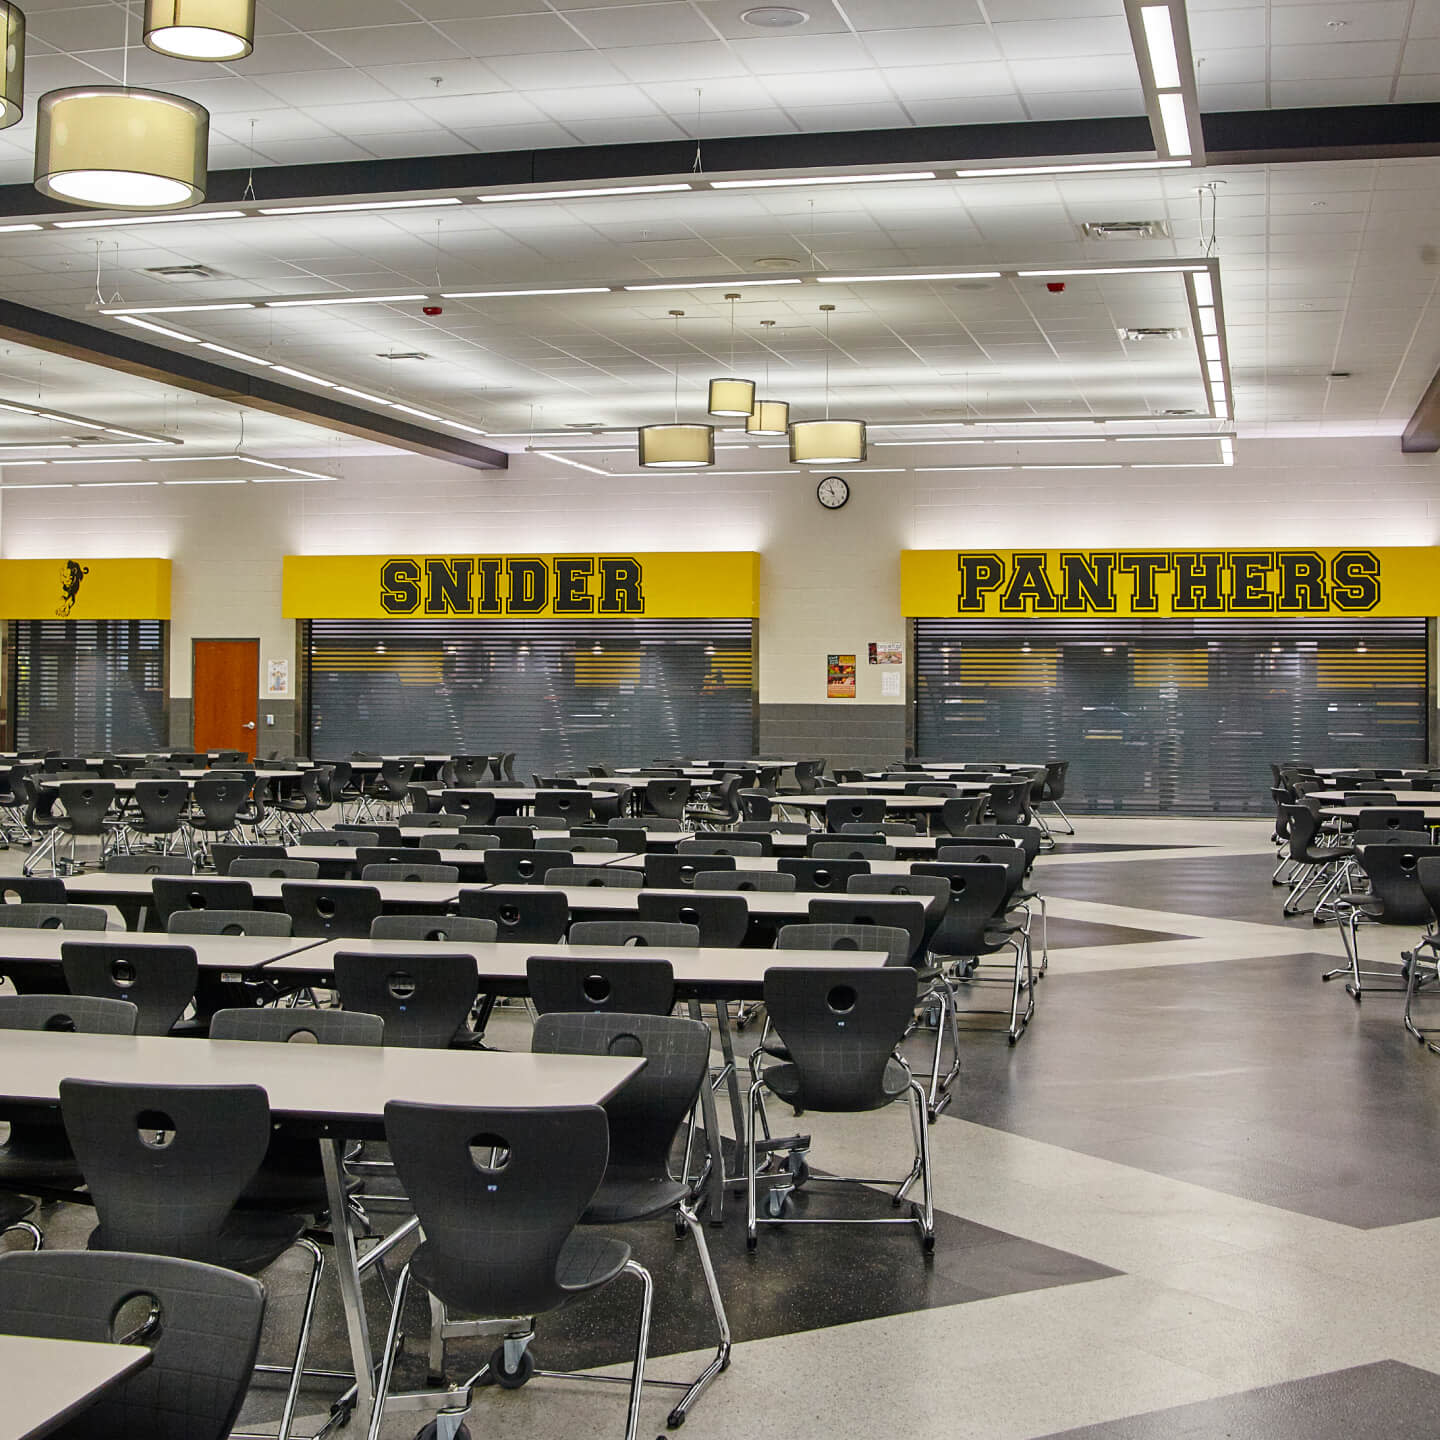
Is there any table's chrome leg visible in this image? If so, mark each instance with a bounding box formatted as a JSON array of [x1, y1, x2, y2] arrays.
[[321, 1137, 375, 1426]]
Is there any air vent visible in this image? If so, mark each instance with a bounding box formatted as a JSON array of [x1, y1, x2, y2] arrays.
[[1082, 220, 1170, 240], [1119, 326, 1185, 341], [1160, 408, 1201, 416], [376, 351, 429, 361], [143, 264, 227, 279]]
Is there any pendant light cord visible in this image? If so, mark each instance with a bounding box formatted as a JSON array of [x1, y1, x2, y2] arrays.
[[671, 310, 683, 424], [120, 0, 130, 88], [822, 305, 833, 421]]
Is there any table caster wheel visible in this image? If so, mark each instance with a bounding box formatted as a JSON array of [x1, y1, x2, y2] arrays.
[[415, 1423, 470, 1440]]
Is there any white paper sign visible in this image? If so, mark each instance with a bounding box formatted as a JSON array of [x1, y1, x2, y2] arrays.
[[266, 658, 290, 697], [881, 671, 902, 697]]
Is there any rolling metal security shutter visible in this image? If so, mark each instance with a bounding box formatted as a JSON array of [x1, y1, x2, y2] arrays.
[[10, 620, 167, 753], [307, 618, 756, 773], [914, 617, 1428, 815]]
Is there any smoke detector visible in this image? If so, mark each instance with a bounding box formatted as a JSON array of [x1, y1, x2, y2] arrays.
[[1119, 326, 1185, 341], [143, 264, 227, 280], [742, 7, 809, 28], [1082, 220, 1171, 240]]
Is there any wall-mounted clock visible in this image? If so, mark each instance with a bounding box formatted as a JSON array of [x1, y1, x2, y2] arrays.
[[816, 474, 850, 510]]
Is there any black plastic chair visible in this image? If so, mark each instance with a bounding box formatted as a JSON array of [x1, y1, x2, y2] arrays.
[[357, 845, 444, 870], [848, 872, 950, 949], [362, 862, 460, 884], [0, 875, 66, 905], [281, 882, 382, 939], [58, 1078, 322, 1440], [1039, 761, 1074, 835], [637, 891, 748, 947], [546, 865, 645, 889], [527, 955, 677, 1015], [807, 897, 927, 961], [535, 789, 596, 824], [746, 967, 933, 1250], [371, 914, 498, 943], [578, 825, 646, 851], [688, 776, 742, 828], [569, 920, 700, 949], [1353, 807, 1427, 833], [812, 840, 896, 862], [824, 796, 886, 831], [986, 780, 1032, 824], [130, 779, 193, 858], [486, 848, 571, 885], [60, 940, 198, 1036], [1325, 841, 1440, 998], [0, 901, 106, 930], [152, 876, 254, 929], [333, 951, 482, 1048], [303, 830, 379, 848], [370, 1103, 653, 1438], [458, 886, 570, 943], [937, 795, 987, 836], [961, 823, 1042, 873], [0, 1249, 265, 1440], [644, 778, 692, 820], [693, 869, 797, 893], [441, 790, 498, 826], [212, 843, 286, 875], [776, 857, 869, 892], [681, 836, 764, 857], [531, 1011, 729, 1427], [536, 835, 621, 853], [737, 791, 772, 822], [188, 777, 251, 856], [230, 857, 321, 880], [643, 853, 735, 888], [104, 854, 195, 875], [167, 908, 294, 937]]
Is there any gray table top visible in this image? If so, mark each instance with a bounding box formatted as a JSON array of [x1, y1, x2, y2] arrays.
[[62, 873, 461, 907], [488, 882, 817, 918], [1309, 790, 1440, 804], [1322, 806, 1440, 822], [392, 828, 939, 854], [0, 929, 320, 972], [783, 794, 946, 813], [2, 1333, 152, 1440], [36, 771, 301, 793], [832, 780, 990, 794], [605, 854, 937, 878], [285, 845, 612, 869], [0, 1030, 642, 1125]]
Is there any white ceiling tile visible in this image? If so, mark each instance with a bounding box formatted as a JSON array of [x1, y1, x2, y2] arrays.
[[564, 114, 690, 142], [692, 108, 803, 136], [1269, 2, 1412, 45], [1023, 89, 1148, 119], [1270, 75, 1396, 104], [485, 50, 628, 86], [784, 101, 915, 130], [435, 14, 593, 55], [448, 120, 580, 150], [366, 59, 513, 97], [413, 91, 554, 126], [1193, 47, 1269, 85], [610, 40, 747, 80], [761, 69, 902, 107], [858, 26, 1002, 66], [904, 95, 1031, 125], [694, 0, 851, 40], [1189, 8, 1267, 49], [992, 15, 1135, 59], [845, 0, 985, 27], [226, 34, 357, 73], [1005, 54, 1145, 92], [566, 4, 717, 47], [298, 100, 441, 135], [26, 5, 125, 52], [643, 77, 775, 110], [1401, 37, 1440, 71], [310, 24, 468, 66], [528, 84, 664, 121], [1393, 72, 1440, 101], [1268, 40, 1403, 79], [878, 60, 1019, 99], [259, 70, 399, 106], [254, 137, 382, 164], [271, 0, 415, 25]]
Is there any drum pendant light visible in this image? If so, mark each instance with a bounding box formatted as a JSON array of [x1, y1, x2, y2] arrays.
[[746, 318, 789, 436], [0, 4, 25, 130], [639, 310, 715, 469], [144, 0, 255, 61], [789, 304, 866, 464], [707, 292, 756, 418]]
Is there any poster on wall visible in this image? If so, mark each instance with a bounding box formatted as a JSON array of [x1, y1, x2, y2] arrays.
[[827, 654, 856, 699], [881, 671, 902, 697], [868, 641, 903, 665], [266, 658, 290, 697]]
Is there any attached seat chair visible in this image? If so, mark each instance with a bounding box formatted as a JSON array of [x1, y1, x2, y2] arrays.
[[366, 1103, 654, 1440], [1323, 840, 1440, 999]]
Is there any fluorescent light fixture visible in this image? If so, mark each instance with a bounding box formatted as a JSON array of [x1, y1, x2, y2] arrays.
[[441, 287, 612, 298], [248, 473, 328, 483], [331, 386, 393, 405], [1140, 5, 1182, 89], [953, 160, 1189, 179], [1017, 265, 1205, 277], [49, 456, 147, 466], [622, 279, 803, 291], [103, 303, 256, 316], [1197, 307, 1218, 335], [0, 224, 42, 234], [1207, 361, 1225, 384], [916, 465, 1016, 472], [1203, 336, 1222, 362], [818, 271, 1003, 284], [78, 480, 161, 487], [1008, 438, 1110, 446], [3, 482, 74, 488], [270, 366, 335, 387], [54, 210, 246, 229], [1131, 462, 1223, 469], [264, 293, 427, 308], [238, 458, 330, 479], [1157, 92, 1192, 158], [1019, 463, 1124, 470], [1192, 272, 1214, 306], [198, 342, 273, 365], [162, 477, 246, 485], [100, 429, 169, 443], [1214, 399, 1229, 418], [875, 439, 986, 448], [480, 184, 693, 203], [257, 198, 462, 216], [440, 419, 488, 435], [0, 460, 52, 467], [390, 404, 448, 422], [116, 317, 197, 342], [538, 450, 614, 476], [711, 172, 936, 189]]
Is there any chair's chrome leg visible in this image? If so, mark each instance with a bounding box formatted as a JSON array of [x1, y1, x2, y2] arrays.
[[276, 1237, 325, 1440], [0, 1220, 42, 1250], [910, 1081, 935, 1248], [621, 1260, 653, 1440], [364, 1261, 411, 1440], [427, 1291, 447, 1383], [664, 1205, 730, 1426], [745, 1079, 761, 1250]]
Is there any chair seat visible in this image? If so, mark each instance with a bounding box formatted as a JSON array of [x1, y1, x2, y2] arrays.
[[1334, 892, 1384, 913], [410, 1230, 630, 1309], [762, 1057, 911, 1109], [0, 1132, 84, 1188], [90, 1210, 305, 1275], [582, 1173, 691, 1225], [236, 1135, 363, 1214], [0, 1193, 34, 1228]]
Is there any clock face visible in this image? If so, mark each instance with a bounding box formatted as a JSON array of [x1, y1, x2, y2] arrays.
[[817, 475, 850, 509]]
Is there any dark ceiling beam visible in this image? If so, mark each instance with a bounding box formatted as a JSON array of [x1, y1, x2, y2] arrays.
[[1402, 364, 1440, 453], [0, 298, 508, 471]]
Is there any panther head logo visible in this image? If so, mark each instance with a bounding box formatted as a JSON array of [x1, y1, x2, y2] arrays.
[[56, 560, 89, 617]]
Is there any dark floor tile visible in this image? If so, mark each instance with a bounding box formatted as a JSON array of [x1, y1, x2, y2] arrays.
[[1049, 843, 1200, 856], [1039, 1361, 1440, 1439], [1046, 916, 1195, 949]]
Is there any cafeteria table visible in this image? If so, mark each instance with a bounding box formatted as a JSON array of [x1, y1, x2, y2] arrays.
[[35, 770, 303, 792], [0, 1029, 641, 1434], [2, 1333, 152, 1440], [603, 853, 938, 879], [283, 843, 618, 881], [832, 780, 990, 795], [391, 827, 943, 855], [523, 882, 818, 921], [1309, 790, 1440, 804], [1320, 806, 1440, 825], [782, 794, 947, 817]]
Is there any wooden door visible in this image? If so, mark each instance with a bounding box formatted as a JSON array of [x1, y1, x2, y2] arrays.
[[193, 640, 259, 758]]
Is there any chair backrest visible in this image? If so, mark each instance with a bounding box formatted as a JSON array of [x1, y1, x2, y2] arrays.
[[398, 812, 456, 829], [545, 866, 645, 889], [281, 882, 383, 938], [535, 835, 620, 853], [441, 790, 498, 825], [534, 789, 595, 822], [568, 919, 700, 948], [334, 951, 479, 1048], [361, 862, 460, 883], [104, 855, 195, 876], [190, 778, 250, 828], [938, 795, 987, 835], [811, 840, 896, 861], [228, 857, 320, 880], [762, 966, 916, 1111], [643, 852, 735, 888], [357, 845, 443, 870], [486, 847, 571, 885], [776, 856, 870, 892], [527, 955, 677, 1015], [151, 878, 254, 928], [457, 886, 570, 943], [132, 780, 190, 831], [680, 836, 764, 856], [61, 941, 198, 1036], [0, 875, 66, 905], [0, 993, 137, 1034], [166, 909, 293, 937], [961, 823, 1042, 870], [1355, 843, 1440, 925], [304, 830, 378, 848], [211, 844, 285, 875], [56, 781, 117, 835], [59, 1078, 270, 1257], [737, 790, 772, 821], [1353, 807, 1427, 832], [933, 844, 1025, 892], [824, 795, 886, 831], [777, 921, 910, 967], [843, 820, 918, 837], [643, 778, 692, 818], [578, 825, 646, 852], [1281, 802, 1321, 858], [210, 1006, 384, 1046], [910, 862, 1013, 958], [384, 1101, 610, 1316], [370, 914, 498, 943], [0, 902, 107, 930], [807, 898, 927, 961], [1043, 761, 1068, 801], [0, 1249, 265, 1440], [637, 890, 749, 946], [532, 1012, 709, 1175], [692, 868, 797, 892], [987, 779, 1032, 823], [451, 755, 492, 787], [337, 823, 403, 846], [847, 872, 950, 943]]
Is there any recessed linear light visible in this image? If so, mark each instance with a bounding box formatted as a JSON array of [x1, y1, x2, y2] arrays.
[[1157, 92, 1193, 159], [270, 366, 335, 387], [1204, 335, 1222, 362], [162, 477, 247, 486], [818, 271, 1003, 284], [1131, 462, 1227, 469], [331, 386, 393, 406], [711, 171, 936, 190], [390, 404, 448, 422], [1140, 5, 1183, 89], [440, 287, 612, 298], [953, 160, 1190, 179], [1206, 361, 1225, 384], [198, 342, 274, 366], [874, 439, 986, 447], [256, 198, 463, 216], [480, 185, 693, 203], [49, 457, 149, 466], [54, 210, 247, 230], [535, 451, 612, 476], [1192, 272, 1214, 306], [1197, 307, 1218, 336], [239, 458, 331, 480], [78, 480, 161, 487], [0, 224, 42, 234], [248, 474, 329, 483], [440, 419, 489, 436], [264, 294, 427, 309], [102, 303, 256, 316], [116, 317, 198, 342], [621, 279, 803, 291], [2, 482, 74, 489], [915, 466, 1016, 472], [1017, 265, 1206, 277]]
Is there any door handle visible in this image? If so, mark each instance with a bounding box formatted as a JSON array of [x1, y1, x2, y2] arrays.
[[242, 721, 256, 730]]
